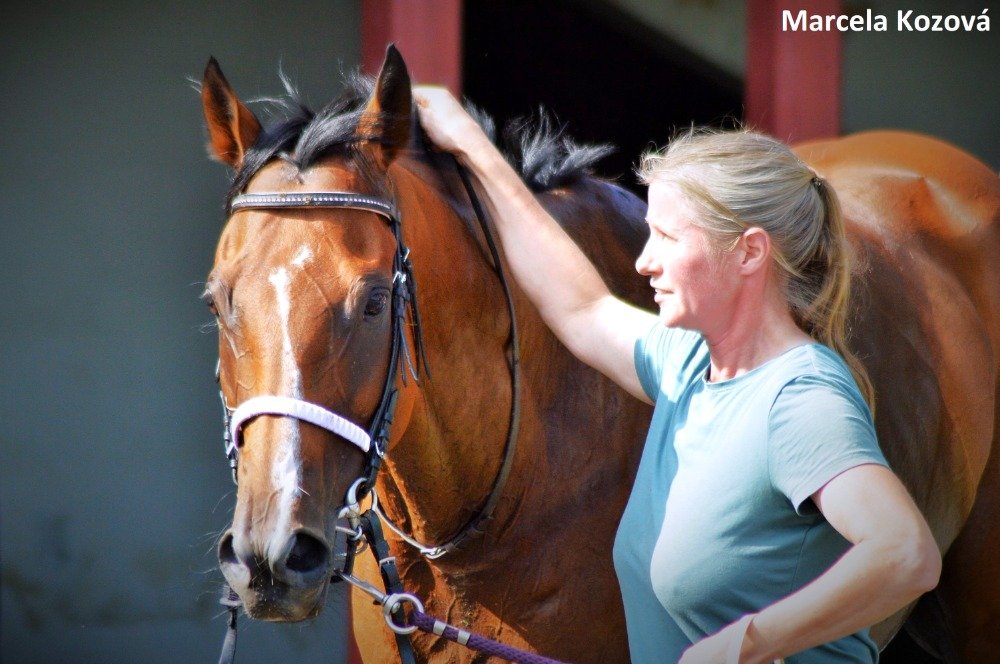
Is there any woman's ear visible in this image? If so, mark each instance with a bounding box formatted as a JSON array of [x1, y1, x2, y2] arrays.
[[738, 227, 771, 275]]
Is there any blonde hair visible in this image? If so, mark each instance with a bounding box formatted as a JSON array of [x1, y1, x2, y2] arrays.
[[638, 128, 874, 409]]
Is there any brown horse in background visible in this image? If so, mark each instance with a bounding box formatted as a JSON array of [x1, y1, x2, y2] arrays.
[[200, 47, 998, 662], [796, 132, 1000, 662]]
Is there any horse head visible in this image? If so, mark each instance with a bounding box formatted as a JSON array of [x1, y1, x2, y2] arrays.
[[201, 46, 418, 621]]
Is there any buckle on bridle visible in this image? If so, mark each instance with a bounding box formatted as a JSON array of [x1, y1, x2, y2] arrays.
[[382, 593, 424, 635]]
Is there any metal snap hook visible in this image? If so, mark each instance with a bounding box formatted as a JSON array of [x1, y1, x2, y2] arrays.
[[337, 477, 368, 519]]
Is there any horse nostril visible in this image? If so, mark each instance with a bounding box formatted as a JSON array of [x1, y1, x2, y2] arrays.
[[285, 532, 329, 574], [219, 531, 239, 565]]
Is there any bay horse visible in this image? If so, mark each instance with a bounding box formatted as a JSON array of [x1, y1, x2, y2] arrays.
[[200, 47, 999, 662], [201, 46, 649, 663]]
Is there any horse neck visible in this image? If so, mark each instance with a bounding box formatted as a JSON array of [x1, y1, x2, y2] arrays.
[[374, 158, 526, 552], [374, 163, 650, 572]]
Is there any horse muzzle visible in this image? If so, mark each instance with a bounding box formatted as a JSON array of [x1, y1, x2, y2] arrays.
[[218, 527, 333, 621]]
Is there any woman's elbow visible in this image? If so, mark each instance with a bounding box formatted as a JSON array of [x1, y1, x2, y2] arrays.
[[913, 538, 942, 595], [893, 528, 942, 596]]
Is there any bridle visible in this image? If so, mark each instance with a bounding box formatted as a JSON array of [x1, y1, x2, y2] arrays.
[[218, 172, 521, 553], [214, 164, 524, 662], [219, 190, 425, 508]]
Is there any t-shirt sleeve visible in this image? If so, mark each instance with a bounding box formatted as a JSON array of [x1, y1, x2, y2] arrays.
[[633, 322, 702, 402], [767, 374, 888, 515]]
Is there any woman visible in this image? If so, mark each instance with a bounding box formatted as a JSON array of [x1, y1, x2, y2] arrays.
[[413, 87, 940, 663]]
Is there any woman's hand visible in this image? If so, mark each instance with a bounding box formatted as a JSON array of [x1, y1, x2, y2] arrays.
[[412, 85, 490, 158]]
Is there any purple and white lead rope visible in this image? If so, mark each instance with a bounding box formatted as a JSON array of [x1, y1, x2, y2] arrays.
[[411, 610, 570, 664]]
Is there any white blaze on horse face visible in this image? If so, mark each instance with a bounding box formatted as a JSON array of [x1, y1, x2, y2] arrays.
[[291, 245, 313, 268], [267, 264, 304, 553]]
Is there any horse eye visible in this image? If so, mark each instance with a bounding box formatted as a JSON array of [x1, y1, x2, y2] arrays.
[[201, 291, 218, 316], [364, 290, 389, 318]]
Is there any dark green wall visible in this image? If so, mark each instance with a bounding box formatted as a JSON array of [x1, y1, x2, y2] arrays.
[[842, 0, 999, 169], [0, 1, 359, 661]]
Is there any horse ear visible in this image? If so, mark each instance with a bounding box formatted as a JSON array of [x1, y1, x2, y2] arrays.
[[201, 57, 262, 169], [358, 44, 412, 165]]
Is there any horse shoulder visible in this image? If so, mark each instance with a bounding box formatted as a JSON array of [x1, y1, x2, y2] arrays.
[[850, 226, 994, 542], [792, 132, 999, 652]]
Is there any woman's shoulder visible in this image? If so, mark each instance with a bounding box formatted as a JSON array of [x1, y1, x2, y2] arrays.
[[779, 343, 862, 391], [634, 324, 708, 401], [769, 343, 872, 422], [645, 325, 708, 374], [766, 344, 886, 508]]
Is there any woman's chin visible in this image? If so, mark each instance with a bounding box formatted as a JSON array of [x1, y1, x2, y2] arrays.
[[657, 308, 680, 327], [658, 311, 698, 333]]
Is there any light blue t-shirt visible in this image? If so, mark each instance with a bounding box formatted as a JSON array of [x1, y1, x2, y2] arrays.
[[613, 324, 887, 663]]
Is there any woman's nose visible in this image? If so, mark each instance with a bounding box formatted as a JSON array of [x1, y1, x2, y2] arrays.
[[635, 239, 657, 276]]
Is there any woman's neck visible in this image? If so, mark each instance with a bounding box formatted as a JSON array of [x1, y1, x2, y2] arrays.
[[703, 285, 813, 382]]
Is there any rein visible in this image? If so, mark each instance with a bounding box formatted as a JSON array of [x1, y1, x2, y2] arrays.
[[372, 160, 523, 559], [213, 163, 550, 662]]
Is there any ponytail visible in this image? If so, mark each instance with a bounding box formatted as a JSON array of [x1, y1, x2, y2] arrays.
[[795, 177, 875, 412]]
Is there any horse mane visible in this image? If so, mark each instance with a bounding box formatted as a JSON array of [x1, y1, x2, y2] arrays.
[[226, 71, 614, 207], [500, 114, 613, 192]]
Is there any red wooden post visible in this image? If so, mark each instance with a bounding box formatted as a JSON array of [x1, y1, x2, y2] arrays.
[[362, 0, 463, 94], [746, 0, 842, 142]]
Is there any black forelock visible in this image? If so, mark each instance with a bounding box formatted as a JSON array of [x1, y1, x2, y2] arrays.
[[225, 73, 387, 208]]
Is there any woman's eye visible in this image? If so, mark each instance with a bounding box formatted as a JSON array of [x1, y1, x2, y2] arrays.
[[364, 290, 389, 318]]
